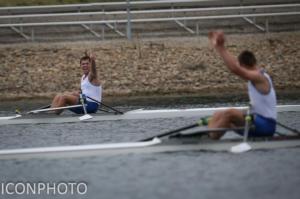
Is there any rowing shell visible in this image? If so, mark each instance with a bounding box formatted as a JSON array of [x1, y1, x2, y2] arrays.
[[0, 135, 299, 160], [0, 105, 299, 125]]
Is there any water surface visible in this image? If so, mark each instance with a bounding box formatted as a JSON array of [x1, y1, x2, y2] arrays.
[[0, 98, 299, 199]]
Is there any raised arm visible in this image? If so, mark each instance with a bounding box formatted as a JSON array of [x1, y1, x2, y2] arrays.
[[88, 52, 97, 82], [208, 31, 262, 82]]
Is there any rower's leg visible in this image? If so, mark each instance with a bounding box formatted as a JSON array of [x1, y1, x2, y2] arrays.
[[64, 91, 79, 97], [208, 109, 245, 139], [51, 94, 61, 108], [51, 94, 78, 115]]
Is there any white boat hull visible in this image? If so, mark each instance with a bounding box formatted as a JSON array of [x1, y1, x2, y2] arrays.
[[0, 105, 299, 125], [0, 136, 299, 160]]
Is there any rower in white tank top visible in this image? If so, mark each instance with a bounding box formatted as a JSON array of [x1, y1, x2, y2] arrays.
[[51, 52, 102, 115], [81, 75, 102, 102], [208, 31, 278, 139], [69, 75, 101, 114], [248, 70, 277, 120]]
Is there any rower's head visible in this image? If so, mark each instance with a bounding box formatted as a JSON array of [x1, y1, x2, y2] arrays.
[[80, 55, 91, 75], [238, 50, 257, 69]]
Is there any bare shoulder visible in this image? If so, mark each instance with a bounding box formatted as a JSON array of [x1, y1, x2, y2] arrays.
[[89, 78, 101, 86], [93, 80, 101, 87], [251, 70, 271, 94]]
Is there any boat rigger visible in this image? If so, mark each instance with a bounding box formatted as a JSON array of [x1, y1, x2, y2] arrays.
[[0, 104, 299, 126]]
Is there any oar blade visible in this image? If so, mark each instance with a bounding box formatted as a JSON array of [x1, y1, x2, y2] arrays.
[[79, 114, 93, 121], [230, 142, 252, 153], [0, 114, 22, 120]]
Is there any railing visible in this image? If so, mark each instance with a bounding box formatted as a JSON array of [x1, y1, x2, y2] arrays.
[[0, 0, 220, 14], [0, 0, 299, 42]]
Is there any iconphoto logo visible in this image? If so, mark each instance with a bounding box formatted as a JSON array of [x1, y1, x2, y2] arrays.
[[0, 182, 87, 195]]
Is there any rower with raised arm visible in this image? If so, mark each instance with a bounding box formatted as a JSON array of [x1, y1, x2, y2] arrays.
[[208, 31, 277, 139], [50, 52, 102, 115]]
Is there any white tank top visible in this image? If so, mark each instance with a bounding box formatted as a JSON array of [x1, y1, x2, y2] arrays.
[[247, 70, 277, 119], [81, 75, 102, 102]]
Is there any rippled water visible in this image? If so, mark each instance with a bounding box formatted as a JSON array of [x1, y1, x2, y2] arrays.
[[0, 98, 299, 199]]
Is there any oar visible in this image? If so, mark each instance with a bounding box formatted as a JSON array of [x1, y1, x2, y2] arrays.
[[15, 104, 51, 114], [140, 117, 211, 142], [276, 121, 300, 135], [78, 93, 93, 121], [4, 104, 51, 120], [140, 120, 252, 142], [85, 96, 124, 114], [98, 108, 111, 113], [35, 104, 51, 110], [3, 104, 84, 121], [230, 107, 252, 153], [140, 123, 200, 142], [171, 126, 248, 137], [27, 105, 83, 114]]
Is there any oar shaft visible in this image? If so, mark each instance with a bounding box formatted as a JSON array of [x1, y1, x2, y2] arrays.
[[276, 122, 300, 134], [98, 108, 111, 113], [140, 123, 199, 141], [173, 127, 247, 137], [36, 104, 51, 110], [27, 104, 83, 114], [86, 96, 123, 114]]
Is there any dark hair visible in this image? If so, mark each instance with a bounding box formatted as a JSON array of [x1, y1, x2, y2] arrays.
[[238, 50, 257, 68], [80, 55, 91, 64]]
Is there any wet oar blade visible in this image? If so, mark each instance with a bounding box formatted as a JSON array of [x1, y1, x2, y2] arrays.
[[79, 114, 93, 121], [230, 142, 252, 153]]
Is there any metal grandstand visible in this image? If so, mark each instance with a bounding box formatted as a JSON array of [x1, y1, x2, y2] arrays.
[[0, 0, 299, 42]]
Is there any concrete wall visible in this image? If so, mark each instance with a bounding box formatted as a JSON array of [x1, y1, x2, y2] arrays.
[[0, 31, 299, 100]]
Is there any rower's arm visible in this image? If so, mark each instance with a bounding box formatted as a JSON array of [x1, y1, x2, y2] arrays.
[[216, 47, 261, 82], [88, 53, 97, 82], [209, 31, 262, 82]]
